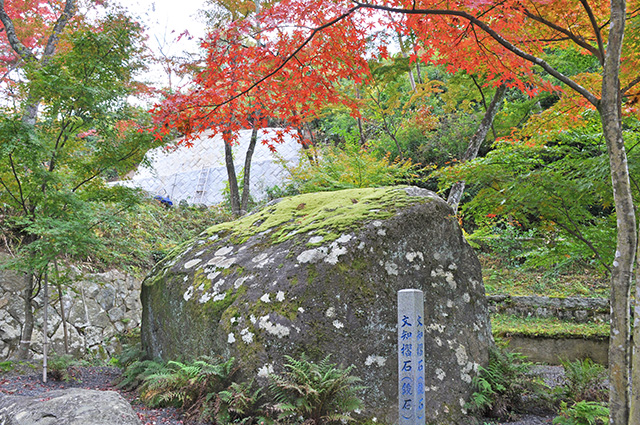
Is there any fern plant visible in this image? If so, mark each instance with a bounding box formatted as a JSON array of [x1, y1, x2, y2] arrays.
[[553, 401, 609, 425], [269, 354, 365, 425], [139, 356, 238, 421], [116, 359, 169, 392], [213, 381, 274, 425], [469, 345, 549, 420], [555, 358, 607, 403]]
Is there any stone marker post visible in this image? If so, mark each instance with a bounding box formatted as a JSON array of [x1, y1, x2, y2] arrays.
[[398, 289, 426, 425]]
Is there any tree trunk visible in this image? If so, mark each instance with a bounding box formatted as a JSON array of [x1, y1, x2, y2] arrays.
[[240, 125, 259, 214], [224, 136, 242, 217], [599, 0, 632, 423], [447, 83, 507, 212], [54, 260, 69, 354], [42, 269, 49, 383], [16, 273, 35, 359]]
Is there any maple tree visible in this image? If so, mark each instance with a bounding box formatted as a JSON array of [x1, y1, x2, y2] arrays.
[[0, 0, 156, 360], [155, 0, 640, 423]]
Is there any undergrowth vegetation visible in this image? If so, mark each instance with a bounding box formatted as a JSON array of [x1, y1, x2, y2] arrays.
[[115, 353, 365, 425]]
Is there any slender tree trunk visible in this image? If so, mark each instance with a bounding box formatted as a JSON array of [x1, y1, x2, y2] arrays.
[[447, 83, 507, 212], [42, 268, 48, 383], [16, 273, 35, 359], [240, 125, 259, 214], [224, 135, 242, 217], [54, 261, 69, 354], [599, 1, 632, 423]]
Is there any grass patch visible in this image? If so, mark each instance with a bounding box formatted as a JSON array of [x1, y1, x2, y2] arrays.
[[480, 254, 609, 299], [491, 314, 609, 340]]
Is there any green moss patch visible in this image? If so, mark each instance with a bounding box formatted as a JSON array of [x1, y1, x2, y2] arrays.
[[491, 314, 609, 340], [204, 187, 421, 245]]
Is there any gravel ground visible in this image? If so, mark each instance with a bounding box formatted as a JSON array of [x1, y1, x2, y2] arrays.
[[0, 365, 185, 425], [0, 364, 566, 425]]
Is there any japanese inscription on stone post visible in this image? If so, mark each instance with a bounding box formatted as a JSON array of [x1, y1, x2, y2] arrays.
[[398, 289, 426, 425]]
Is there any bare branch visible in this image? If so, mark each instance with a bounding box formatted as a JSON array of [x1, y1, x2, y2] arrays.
[[0, 0, 35, 60]]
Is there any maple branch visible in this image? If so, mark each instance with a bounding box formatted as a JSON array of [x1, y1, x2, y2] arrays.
[[352, 1, 599, 107], [578, 0, 605, 65], [522, 7, 602, 64], [622, 76, 640, 95], [43, 0, 76, 61], [197, 5, 364, 111], [0, 0, 35, 60]]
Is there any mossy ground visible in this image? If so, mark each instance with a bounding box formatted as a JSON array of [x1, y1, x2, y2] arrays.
[[480, 254, 610, 298], [482, 253, 611, 340]]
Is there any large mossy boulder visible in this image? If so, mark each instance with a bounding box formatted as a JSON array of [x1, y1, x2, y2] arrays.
[[141, 186, 492, 424]]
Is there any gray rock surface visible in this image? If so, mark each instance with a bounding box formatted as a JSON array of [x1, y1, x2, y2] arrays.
[[141, 186, 493, 424], [487, 295, 609, 323], [0, 388, 141, 425]]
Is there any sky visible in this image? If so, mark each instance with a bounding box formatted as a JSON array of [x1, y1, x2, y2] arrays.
[[117, 0, 209, 90]]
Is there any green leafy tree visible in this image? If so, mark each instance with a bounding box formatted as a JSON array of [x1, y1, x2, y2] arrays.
[[0, 7, 158, 359]]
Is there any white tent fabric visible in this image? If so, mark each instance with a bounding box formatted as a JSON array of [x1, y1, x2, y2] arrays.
[[115, 128, 300, 205]]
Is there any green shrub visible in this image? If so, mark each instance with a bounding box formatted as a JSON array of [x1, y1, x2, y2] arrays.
[[469, 345, 549, 420], [0, 361, 13, 373], [48, 354, 83, 382], [269, 354, 365, 425], [553, 401, 608, 425], [555, 358, 607, 403], [214, 381, 273, 425]]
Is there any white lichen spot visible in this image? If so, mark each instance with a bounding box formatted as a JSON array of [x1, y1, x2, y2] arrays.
[[372, 220, 383, 227], [435, 337, 442, 346], [448, 263, 458, 270], [436, 368, 446, 381], [207, 271, 221, 281], [459, 398, 466, 408], [234, 276, 252, 288], [325, 245, 347, 265], [258, 315, 290, 338], [194, 250, 205, 257], [240, 328, 254, 344], [325, 307, 336, 318], [183, 286, 194, 301], [250, 315, 257, 324], [364, 355, 387, 367], [309, 235, 324, 244], [213, 293, 226, 302], [199, 292, 213, 304], [298, 307, 305, 313], [208, 234, 219, 241], [385, 261, 399, 276], [613, 260, 619, 268], [337, 234, 353, 244], [276, 291, 285, 302], [297, 248, 327, 264], [183, 276, 189, 282], [357, 242, 365, 250], [184, 259, 202, 269], [230, 317, 237, 324], [461, 373, 472, 383], [446, 300, 453, 308], [215, 246, 234, 257], [428, 323, 445, 333], [455, 345, 469, 366], [462, 293, 471, 303], [377, 228, 387, 236], [260, 293, 271, 303], [433, 252, 441, 261], [333, 320, 344, 329], [227, 333, 236, 343], [406, 251, 424, 262], [257, 363, 274, 378]]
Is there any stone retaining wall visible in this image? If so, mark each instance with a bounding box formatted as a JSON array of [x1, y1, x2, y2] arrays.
[[487, 295, 609, 323], [0, 264, 142, 360]]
